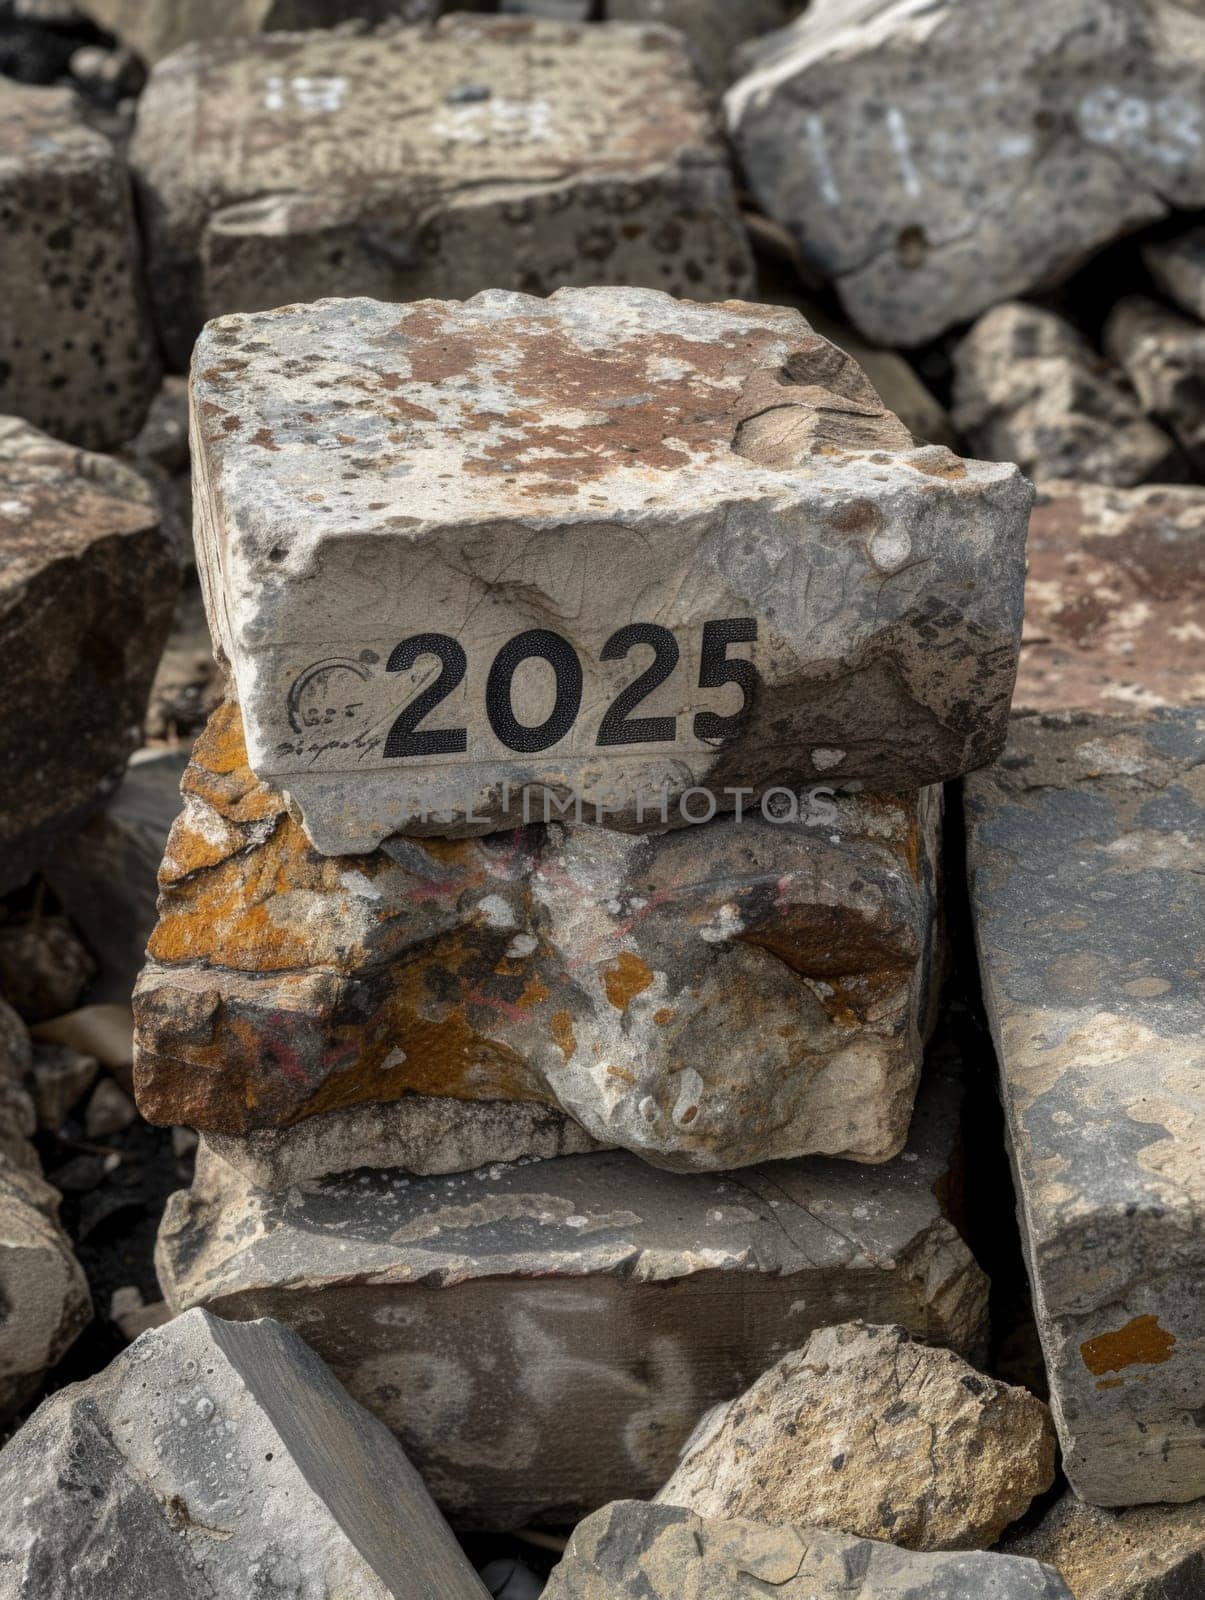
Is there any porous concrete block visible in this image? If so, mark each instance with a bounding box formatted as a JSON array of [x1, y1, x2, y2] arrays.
[[726, 0, 1205, 346], [188, 289, 1030, 847], [134, 700, 942, 1173], [155, 1057, 988, 1529], [130, 17, 754, 365], [0, 82, 159, 450], [966, 707, 1205, 1506]]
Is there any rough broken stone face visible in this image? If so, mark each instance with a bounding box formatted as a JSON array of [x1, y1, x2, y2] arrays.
[[607, 0, 795, 89], [1144, 225, 1205, 321], [189, 290, 1029, 847], [0, 82, 159, 450], [156, 1059, 988, 1529], [131, 19, 754, 367], [0, 420, 178, 895], [725, 0, 1205, 346], [1001, 1491, 1205, 1600], [0, 1308, 491, 1599], [1105, 296, 1205, 472], [1014, 482, 1205, 715], [545, 1501, 1074, 1600], [966, 708, 1205, 1507], [134, 700, 942, 1173], [951, 303, 1179, 488], [657, 1322, 1055, 1551]]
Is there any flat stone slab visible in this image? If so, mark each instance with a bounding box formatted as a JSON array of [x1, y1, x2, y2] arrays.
[[130, 17, 754, 365], [725, 0, 1205, 346], [0, 1308, 490, 1599], [134, 701, 941, 1172], [0, 419, 178, 895], [189, 289, 1029, 848], [544, 1501, 1073, 1599], [156, 1057, 989, 1528], [0, 82, 159, 450], [1014, 482, 1205, 715], [966, 708, 1205, 1506]]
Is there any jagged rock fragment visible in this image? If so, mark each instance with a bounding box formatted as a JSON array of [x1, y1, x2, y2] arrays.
[[1001, 1491, 1205, 1599], [1104, 296, 1205, 471]]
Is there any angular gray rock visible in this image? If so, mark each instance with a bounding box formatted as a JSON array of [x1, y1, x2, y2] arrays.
[[189, 289, 1030, 848], [1001, 1491, 1205, 1600], [131, 17, 754, 366], [0, 420, 177, 895], [1144, 225, 1205, 321], [156, 1058, 988, 1528], [657, 1322, 1056, 1551], [966, 707, 1205, 1506], [545, 1501, 1074, 1599], [29, 1043, 98, 1132], [726, 0, 1205, 346], [952, 303, 1178, 487], [0, 82, 159, 449], [1014, 481, 1205, 716], [1104, 296, 1205, 471], [0, 1307, 491, 1599]]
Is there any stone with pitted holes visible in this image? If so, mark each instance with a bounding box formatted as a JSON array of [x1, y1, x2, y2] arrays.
[[0, 1308, 491, 1600], [133, 700, 942, 1173], [966, 708, 1205, 1506], [0, 82, 159, 451], [1001, 1491, 1205, 1600], [130, 18, 753, 367], [543, 1501, 1074, 1599], [156, 1055, 987, 1529], [0, 419, 177, 896], [1014, 481, 1205, 715], [952, 303, 1178, 489], [657, 1322, 1055, 1551], [726, 0, 1205, 346], [188, 289, 1029, 848]]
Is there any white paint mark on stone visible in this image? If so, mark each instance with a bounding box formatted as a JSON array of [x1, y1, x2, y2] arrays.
[[812, 747, 846, 771], [886, 105, 922, 198], [806, 112, 841, 206], [263, 74, 347, 114]]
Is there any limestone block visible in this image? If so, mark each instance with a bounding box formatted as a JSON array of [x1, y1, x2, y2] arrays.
[[966, 707, 1205, 1506], [726, 0, 1205, 346], [0, 1308, 491, 1599], [1014, 481, 1205, 715], [0, 82, 159, 450], [155, 1058, 989, 1529], [1001, 1491, 1205, 1600], [1105, 296, 1205, 471], [0, 419, 177, 895], [130, 18, 754, 366], [134, 700, 942, 1173], [187, 290, 1030, 847]]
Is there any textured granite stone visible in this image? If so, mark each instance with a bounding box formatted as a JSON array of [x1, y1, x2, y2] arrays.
[[1001, 1491, 1205, 1600], [131, 18, 753, 365], [726, 0, 1205, 346], [0, 82, 159, 450], [80, 0, 443, 64], [966, 708, 1205, 1506], [952, 303, 1178, 488], [0, 1308, 491, 1599], [658, 1323, 1056, 1551], [156, 1057, 988, 1529], [1014, 482, 1205, 715], [0, 419, 177, 895], [188, 290, 1029, 847], [546, 1501, 1073, 1599], [134, 701, 942, 1172], [1105, 296, 1205, 472], [1144, 225, 1205, 322]]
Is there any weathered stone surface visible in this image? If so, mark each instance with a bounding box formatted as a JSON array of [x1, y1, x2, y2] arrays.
[[608, 0, 794, 89], [658, 1323, 1055, 1551], [1105, 296, 1205, 471], [1014, 482, 1205, 716], [124, 376, 193, 570], [0, 420, 177, 895], [156, 1058, 988, 1528], [546, 1501, 1074, 1599], [131, 19, 753, 366], [1001, 1491, 1205, 1600], [0, 1307, 492, 1599], [0, 82, 158, 449], [951, 304, 1178, 488], [726, 0, 1205, 347], [0, 914, 94, 1022], [189, 290, 1029, 847], [81, 0, 443, 65], [144, 585, 223, 741], [1144, 225, 1205, 322], [966, 708, 1205, 1506], [30, 1042, 98, 1132], [135, 700, 942, 1172]]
